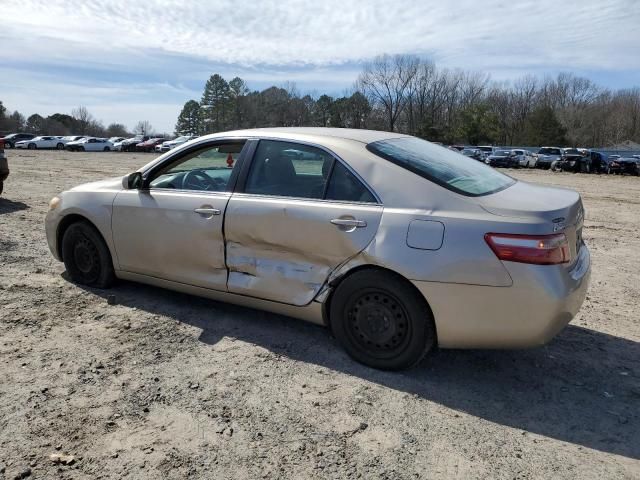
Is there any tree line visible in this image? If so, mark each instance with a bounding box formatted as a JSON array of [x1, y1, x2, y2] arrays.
[[0, 102, 157, 139], [3, 53, 638, 147], [177, 54, 640, 147]]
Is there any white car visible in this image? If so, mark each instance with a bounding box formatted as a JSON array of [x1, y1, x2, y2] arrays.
[[511, 149, 538, 168], [15, 136, 66, 150], [155, 135, 198, 153], [108, 137, 126, 145], [65, 137, 114, 152]]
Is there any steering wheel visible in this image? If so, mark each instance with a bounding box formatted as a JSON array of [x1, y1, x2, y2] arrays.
[[182, 169, 224, 191]]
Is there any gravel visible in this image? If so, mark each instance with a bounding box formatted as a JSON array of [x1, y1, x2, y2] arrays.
[[0, 150, 638, 479]]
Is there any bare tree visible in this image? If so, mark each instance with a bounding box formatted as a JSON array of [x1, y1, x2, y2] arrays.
[[134, 120, 154, 136], [358, 54, 419, 132], [71, 106, 94, 134]]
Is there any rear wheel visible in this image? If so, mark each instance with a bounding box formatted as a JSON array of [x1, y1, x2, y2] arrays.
[[56, 143, 64, 150], [103, 147, 110, 152], [330, 270, 436, 370], [79, 146, 85, 152], [0, 181, 3, 195], [61, 222, 115, 288], [28, 143, 36, 150]]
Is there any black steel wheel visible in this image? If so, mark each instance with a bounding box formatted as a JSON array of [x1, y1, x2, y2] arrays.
[[62, 221, 114, 288], [330, 270, 436, 370], [56, 143, 65, 150], [344, 289, 411, 358]]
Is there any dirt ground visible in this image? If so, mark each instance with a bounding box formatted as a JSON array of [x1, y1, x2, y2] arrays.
[[0, 149, 638, 479]]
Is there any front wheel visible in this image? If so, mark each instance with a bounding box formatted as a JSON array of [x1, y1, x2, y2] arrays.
[[103, 147, 110, 152], [56, 143, 65, 150], [62, 222, 115, 288], [0, 181, 3, 195], [330, 270, 436, 370], [28, 143, 36, 150]]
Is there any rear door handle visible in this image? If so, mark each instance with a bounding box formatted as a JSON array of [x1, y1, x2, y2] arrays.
[[194, 207, 221, 216], [330, 218, 367, 228]]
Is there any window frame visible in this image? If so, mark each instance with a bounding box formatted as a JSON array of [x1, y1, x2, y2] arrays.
[[234, 138, 381, 205], [140, 137, 250, 194]]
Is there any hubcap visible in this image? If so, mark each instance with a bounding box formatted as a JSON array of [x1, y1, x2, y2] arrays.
[[346, 290, 409, 355]]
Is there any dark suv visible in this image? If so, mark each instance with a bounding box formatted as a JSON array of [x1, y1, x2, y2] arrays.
[[1, 133, 36, 148]]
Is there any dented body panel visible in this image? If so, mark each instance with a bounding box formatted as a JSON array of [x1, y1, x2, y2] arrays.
[[224, 194, 382, 305]]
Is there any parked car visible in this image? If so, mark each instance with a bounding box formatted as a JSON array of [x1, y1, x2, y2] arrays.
[[136, 137, 167, 152], [511, 149, 538, 168], [108, 137, 126, 145], [486, 149, 518, 168], [607, 155, 625, 175], [65, 137, 114, 152], [617, 157, 640, 176], [1, 133, 36, 148], [554, 148, 590, 173], [461, 148, 484, 161], [476, 145, 495, 156], [15, 136, 66, 150], [155, 135, 198, 153], [45, 128, 590, 370], [0, 140, 8, 195], [60, 136, 86, 144], [119, 136, 150, 152], [535, 147, 564, 169]]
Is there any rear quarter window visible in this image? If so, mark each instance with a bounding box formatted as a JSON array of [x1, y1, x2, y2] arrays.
[[367, 137, 515, 197]]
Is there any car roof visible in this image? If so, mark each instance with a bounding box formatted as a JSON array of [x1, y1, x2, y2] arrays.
[[202, 127, 409, 145]]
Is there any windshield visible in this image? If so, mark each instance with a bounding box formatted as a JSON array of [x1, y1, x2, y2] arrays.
[[367, 137, 516, 196], [493, 150, 512, 156], [538, 148, 560, 155]]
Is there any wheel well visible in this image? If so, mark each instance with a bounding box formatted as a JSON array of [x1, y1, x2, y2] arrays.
[[56, 214, 103, 260], [322, 265, 435, 334]]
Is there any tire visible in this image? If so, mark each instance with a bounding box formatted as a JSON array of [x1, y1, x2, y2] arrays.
[[56, 143, 65, 150], [103, 147, 110, 152], [79, 146, 85, 152], [28, 143, 36, 150], [61, 221, 115, 288], [0, 181, 3, 195], [329, 270, 436, 370]]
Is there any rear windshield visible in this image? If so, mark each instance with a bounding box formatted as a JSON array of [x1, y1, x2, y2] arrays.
[[367, 137, 516, 197]]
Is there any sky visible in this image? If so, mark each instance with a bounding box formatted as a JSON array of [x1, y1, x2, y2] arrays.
[[1, 0, 639, 133]]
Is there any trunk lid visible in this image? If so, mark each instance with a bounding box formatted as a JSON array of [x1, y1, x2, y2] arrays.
[[477, 180, 584, 264]]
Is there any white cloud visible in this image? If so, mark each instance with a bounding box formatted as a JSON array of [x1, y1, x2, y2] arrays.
[[1, 0, 638, 132], [3, 0, 639, 70]]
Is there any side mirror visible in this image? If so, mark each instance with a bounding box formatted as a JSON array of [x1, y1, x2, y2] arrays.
[[123, 172, 143, 190]]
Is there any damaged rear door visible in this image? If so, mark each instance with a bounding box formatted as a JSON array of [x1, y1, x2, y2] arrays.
[[224, 139, 383, 306]]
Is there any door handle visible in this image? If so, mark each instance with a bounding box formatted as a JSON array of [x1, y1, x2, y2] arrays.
[[330, 218, 367, 228], [194, 208, 221, 216]]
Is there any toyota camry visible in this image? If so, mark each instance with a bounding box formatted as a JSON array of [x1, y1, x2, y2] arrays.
[[45, 128, 590, 370]]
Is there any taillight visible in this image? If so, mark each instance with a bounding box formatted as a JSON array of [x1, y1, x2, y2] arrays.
[[485, 233, 570, 265]]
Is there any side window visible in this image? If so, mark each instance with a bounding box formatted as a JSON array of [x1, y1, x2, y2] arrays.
[[245, 140, 333, 199], [149, 141, 245, 192], [326, 161, 377, 203]]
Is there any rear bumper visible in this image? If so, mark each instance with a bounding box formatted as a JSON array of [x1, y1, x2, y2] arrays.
[[413, 245, 591, 348]]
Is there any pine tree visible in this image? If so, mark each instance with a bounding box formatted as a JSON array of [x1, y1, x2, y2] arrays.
[[175, 100, 201, 135], [200, 74, 230, 133]]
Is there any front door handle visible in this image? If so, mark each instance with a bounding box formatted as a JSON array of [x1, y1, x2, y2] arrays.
[[330, 218, 367, 228], [194, 207, 221, 216]]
